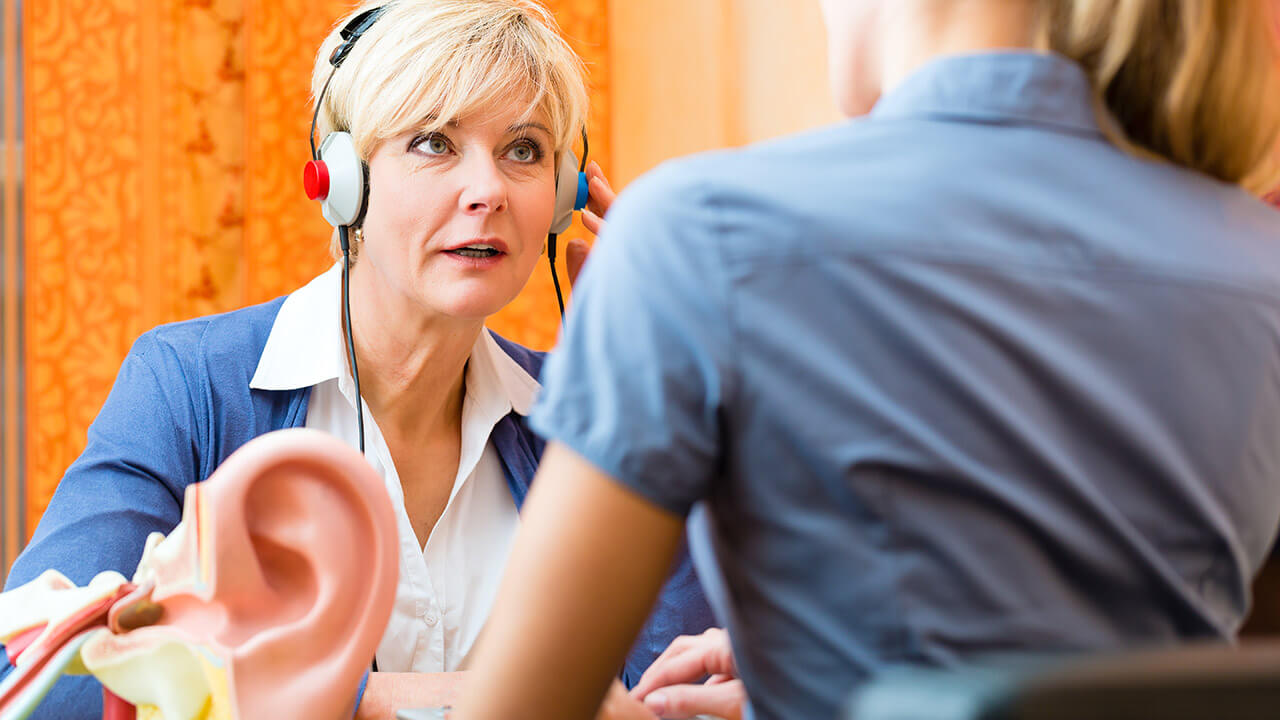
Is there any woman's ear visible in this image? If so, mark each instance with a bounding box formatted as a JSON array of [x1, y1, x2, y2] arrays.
[[83, 429, 398, 720]]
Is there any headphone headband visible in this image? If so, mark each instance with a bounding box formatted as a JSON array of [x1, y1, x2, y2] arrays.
[[329, 5, 391, 67], [311, 5, 389, 160]]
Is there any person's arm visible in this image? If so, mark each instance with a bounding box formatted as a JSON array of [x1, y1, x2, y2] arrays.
[[2, 333, 198, 720], [453, 444, 686, 720], [354, 672, 468, 719]]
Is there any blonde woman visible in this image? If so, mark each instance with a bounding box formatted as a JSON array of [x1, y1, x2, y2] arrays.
[[456, 1, 1280, 719], [3, 2, 712, 718]]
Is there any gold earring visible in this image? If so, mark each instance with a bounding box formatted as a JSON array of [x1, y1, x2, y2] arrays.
[[353, 227, 364, 244]]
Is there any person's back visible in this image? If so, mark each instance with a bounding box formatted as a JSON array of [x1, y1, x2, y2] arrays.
[[452, 3, 1280, 720], [612, 50, 1280, 718]]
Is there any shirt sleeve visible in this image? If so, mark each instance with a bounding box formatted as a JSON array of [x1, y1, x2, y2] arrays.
[[2, 332, 199, 720], [531, 162, 736, 516]]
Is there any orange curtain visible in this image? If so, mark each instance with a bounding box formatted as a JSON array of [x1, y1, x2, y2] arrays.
[[22, 0, 609, 537]]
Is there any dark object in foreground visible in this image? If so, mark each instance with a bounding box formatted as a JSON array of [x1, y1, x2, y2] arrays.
[[846, 641, 1280, 720]]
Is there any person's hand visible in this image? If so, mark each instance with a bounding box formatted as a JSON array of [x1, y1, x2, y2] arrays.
[[594, 679, 659, 720], [630, 629, 746, 720], [566, 161, 618, 287], [581, 160, 616, 238]]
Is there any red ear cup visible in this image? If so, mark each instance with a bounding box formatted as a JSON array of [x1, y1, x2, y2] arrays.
[[303, 161, 331, 201], [313, 132, 364, 227]]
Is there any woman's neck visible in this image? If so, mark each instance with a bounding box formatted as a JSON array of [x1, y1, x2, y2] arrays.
[[878, 0, 1040, 96], [345, 260, 482, 440]]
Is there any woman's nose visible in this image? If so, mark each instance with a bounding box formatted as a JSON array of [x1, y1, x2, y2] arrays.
[[458, 155, 508, 214]]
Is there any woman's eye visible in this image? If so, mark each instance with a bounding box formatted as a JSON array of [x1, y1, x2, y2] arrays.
[[411, 133, 450, 155], [506, 141, 541, 163], [425, 136, 449, 154]]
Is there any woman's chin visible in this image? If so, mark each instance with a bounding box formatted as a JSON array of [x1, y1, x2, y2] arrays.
[[423, 288, 520, 321], [407, 264, 535, 321]]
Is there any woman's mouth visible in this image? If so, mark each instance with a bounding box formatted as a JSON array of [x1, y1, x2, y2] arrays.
[[445, 243, 503, 259]]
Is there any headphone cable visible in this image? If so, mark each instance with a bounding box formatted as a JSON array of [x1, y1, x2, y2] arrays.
[[309, 68, 337, 161], [339, 225, 366, 455], [548, 233, 565, 320]]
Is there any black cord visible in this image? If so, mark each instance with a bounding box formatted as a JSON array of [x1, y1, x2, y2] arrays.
[[316, 5, 391, 678], [310, 68, 337, 161], [341, 227, 371, 683], [340, 226, 366, 455], [548, 233, 565, 320]]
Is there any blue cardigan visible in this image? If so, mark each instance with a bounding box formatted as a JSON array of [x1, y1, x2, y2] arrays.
[[2, 297, 714, 719]]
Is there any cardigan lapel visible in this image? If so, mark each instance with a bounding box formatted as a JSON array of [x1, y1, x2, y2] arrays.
[[490, 412, 545, 510]]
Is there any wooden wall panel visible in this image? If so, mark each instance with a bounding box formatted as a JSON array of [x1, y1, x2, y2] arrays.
[[734, 0, 840, 147], [244, 0, 355, 305], [26, 0, 155, 536], [2, 0, 25, 581], [25, 0, 257, 536], [608, 0, 838, 187], [608, 0, 736, 188], [21, 0, 608, 547]]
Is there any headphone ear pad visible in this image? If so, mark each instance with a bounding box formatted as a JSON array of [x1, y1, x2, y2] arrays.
[[317, 132, 365, 227], [550, 151, 582, 235], [354, 161, 371, 229]]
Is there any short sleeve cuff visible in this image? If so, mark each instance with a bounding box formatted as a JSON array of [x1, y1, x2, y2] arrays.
[[529, 407, 697, 518]]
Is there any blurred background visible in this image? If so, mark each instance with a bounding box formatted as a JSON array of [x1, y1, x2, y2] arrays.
[[4, 0, 1277, 632], [0, 0, 840, 582]]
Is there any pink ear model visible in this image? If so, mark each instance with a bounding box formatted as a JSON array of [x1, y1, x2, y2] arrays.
[[78, 429, 399, 719]]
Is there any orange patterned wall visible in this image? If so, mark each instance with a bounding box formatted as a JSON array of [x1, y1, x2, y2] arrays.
[[23, 0, 609, 536]]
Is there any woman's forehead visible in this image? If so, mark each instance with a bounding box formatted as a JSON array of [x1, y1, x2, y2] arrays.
[[412, 98, 554, 136]]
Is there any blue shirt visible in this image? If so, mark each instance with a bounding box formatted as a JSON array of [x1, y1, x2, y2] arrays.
[[2, 297, 713, 719], [531, 52, 1280, 720]]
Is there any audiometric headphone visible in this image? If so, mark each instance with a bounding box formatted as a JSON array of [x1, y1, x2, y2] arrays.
[[303, 5, 591, 309], [302, 3, 592, 462]]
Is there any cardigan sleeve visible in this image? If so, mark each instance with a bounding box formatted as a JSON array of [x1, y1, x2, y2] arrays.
[[2, 331, 199, 720]]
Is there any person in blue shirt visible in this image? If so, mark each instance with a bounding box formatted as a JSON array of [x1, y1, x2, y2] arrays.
[[0, 2, 712, 719], [455, 1, 1280, 720]]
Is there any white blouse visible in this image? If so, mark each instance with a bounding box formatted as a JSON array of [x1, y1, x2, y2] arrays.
[[250, 264, 538, 672]]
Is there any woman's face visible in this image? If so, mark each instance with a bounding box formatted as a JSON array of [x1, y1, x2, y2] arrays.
[[818, 0, 887, 116], [358, 97, 557, 321]]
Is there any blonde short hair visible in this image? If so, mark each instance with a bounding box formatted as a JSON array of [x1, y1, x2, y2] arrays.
[[1037, 0, 1280, 195], [312, 0, 588, 169]]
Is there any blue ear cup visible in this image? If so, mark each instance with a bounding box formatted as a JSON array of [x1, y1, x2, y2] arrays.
[[575, 171, 589, 211], [547, 138, 590, 319]]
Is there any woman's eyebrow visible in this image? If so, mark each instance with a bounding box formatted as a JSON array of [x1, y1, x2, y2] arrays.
[[415, 114, 457, 128], [508, 122, 552, 136]]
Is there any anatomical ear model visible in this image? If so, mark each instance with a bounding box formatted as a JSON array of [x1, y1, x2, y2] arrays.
[[0, 429, 398, 720]]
